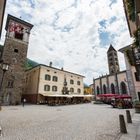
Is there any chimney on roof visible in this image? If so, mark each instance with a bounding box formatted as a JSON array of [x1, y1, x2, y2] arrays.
[[49, 61, 52, 67], [61, 67, 63, 70]]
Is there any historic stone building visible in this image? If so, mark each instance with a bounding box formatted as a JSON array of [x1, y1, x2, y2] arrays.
[[23, 64, 85, 104], [94, 45, 129, 97], [0, 14, 33, 105]]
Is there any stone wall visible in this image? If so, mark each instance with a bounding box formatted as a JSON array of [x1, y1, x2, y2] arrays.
[[0, 37, 28, 105]]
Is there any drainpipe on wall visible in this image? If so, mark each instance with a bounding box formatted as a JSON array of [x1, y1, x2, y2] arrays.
[[115, 73, 120, 94], [36, 66, 41, 104], [106, 74, 110, 93], [93, 78, 96, 99], [99, 76, 102, 94]]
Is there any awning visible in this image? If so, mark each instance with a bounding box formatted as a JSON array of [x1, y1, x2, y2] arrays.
[[40, 93, 93, 98]]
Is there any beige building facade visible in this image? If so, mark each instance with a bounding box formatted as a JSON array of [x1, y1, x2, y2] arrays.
[[23, 64, 84, 104]]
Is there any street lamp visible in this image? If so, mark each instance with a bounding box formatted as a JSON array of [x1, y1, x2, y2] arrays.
[[0, 63, 9, 105]]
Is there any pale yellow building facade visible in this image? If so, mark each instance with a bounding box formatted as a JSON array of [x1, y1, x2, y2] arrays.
[[23, 64, 84, 104]]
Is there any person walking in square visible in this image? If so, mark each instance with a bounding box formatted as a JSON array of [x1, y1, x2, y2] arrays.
[[22, 98, 26, 107]]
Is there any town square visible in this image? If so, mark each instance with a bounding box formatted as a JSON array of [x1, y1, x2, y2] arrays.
[[0, 103, 135, 140], [0, 0, 140, 140]]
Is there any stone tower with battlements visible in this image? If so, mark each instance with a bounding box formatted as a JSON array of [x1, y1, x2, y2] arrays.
[[0, 14, 33, 105]]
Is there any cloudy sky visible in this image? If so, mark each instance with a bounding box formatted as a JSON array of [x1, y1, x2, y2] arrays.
[[0, 0, 133, 84]]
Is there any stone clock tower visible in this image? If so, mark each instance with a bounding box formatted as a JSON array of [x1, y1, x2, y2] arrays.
[[1, 14, 33, 105]]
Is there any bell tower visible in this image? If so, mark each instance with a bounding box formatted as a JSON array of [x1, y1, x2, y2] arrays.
[[107, 44, 120, 74], [1, 14, 33, 104]]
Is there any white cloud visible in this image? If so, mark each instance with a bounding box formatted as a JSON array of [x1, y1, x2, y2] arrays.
[[0, 0, 133, 85]]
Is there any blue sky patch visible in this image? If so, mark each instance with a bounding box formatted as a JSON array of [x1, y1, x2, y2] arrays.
[[109, 16, 117, 24], [99, 31, 110, 46], [109, 0, 117, 7], [99, 20, 107, 28], [29, 0, 35, 8]]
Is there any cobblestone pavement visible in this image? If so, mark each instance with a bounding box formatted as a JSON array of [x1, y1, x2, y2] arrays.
[[0, 103, 134, 140]]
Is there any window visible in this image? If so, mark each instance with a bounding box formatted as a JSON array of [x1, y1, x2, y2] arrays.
[[14, 49, 18, 53], [70, 79, 74, 84], [103, 84, 106, 94], [52, 86, 57, 91], [52, 76, 58, 82], [135, 72, 140, 81], [111, 70, 114, 73], [44, 85, 50, 91], [7, 81, 14, 88], [70, 88, 74, 93], [108, 53, 112, 57], [111, 83, 115, 94], [45, 74, 51, 81], [109, 62, 113, 66], [96, 86, 100, 95], [77, 88, 81, 93], [135, 52, 140, 60], [120, 82, 127, 94], [77, 81, 80, 85]]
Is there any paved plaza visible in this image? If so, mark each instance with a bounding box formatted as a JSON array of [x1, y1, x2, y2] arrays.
[[0, 103, 134, 140]]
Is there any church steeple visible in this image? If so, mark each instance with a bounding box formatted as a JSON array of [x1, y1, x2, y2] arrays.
[[107, 44, 120, 74], [107, 44, 116, 52]]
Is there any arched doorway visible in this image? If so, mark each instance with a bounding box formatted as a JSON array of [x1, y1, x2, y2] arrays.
[[103, 84, 107, 94], [111, 83, 115, 94], [120, 82, 127, 94], [96, 86, 100, 95]]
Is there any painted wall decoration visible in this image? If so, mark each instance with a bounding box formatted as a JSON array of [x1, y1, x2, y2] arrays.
[[8, 20, 29, 42]]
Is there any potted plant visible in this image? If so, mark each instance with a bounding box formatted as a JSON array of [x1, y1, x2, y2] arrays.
[[133, 100, 140, 113]]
